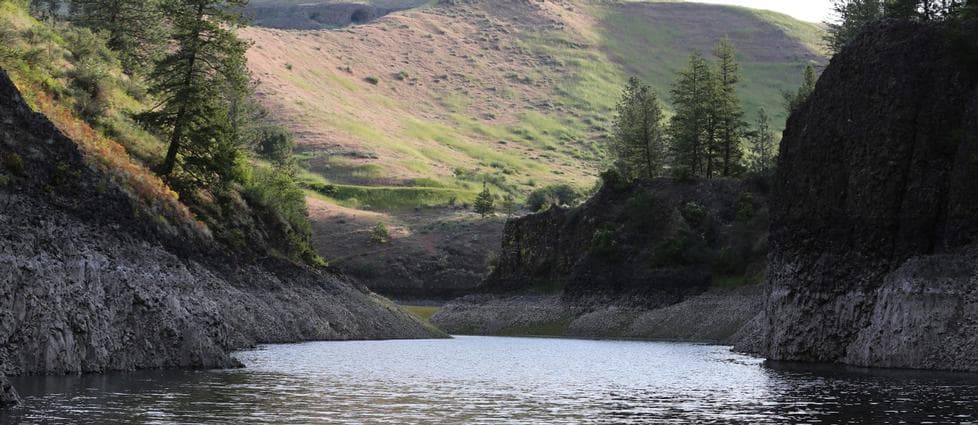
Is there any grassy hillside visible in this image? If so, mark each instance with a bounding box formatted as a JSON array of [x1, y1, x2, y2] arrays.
[[243, 0, 825, 211]]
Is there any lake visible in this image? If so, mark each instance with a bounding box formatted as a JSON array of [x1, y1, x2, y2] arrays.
[[3, 336, 978, 424]]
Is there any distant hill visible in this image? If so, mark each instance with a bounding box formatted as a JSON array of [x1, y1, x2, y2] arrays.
[[243, 0, 825, 208], [240, 0, 826, 299]]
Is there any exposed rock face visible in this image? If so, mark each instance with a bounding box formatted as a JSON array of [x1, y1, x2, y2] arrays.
[[485, 177, 769, 304], [757, 21, 978, 370], [0, 370, 17, 408], [433, 286, 762, 342], [435, 177, 769, 339], [0, 69, 439, 401]]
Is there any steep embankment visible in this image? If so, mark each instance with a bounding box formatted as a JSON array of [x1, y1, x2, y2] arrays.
[[751, 21, 978, 371], [242, 0, 824, 299], [433, 177, 769, 340], [0, 69, 440, 406]]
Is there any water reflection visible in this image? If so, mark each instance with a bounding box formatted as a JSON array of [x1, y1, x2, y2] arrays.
[[2, 336, 977, 424]]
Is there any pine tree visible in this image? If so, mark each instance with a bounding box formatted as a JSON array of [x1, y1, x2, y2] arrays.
[[712, 38, 746, 177], [611, 77, 666, 181], [825, 0, 885, 54], [825, 0, 972, 54], [473, 182, 495, 218], [68, 0, 167, 74], [140, 0, 250, 187], [669, 52, 716, 178], [29, 0, 60, 20], [784, 63, 818, 114], [747, 108, 777, 174]]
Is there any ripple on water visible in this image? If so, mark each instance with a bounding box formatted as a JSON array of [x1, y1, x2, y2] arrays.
[[3, 336, 978, 424]]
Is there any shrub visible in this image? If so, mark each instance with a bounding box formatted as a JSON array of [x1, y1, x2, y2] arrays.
[[1, 151, 25, 176], [590, 227, 618, 257], [371, 222, 391, 243], [364, 76, 379, 85], [526, 184, 581, 211], [393, 71, 409, 81], [243, 165, 316, 261], [256, 125, 294, 165], [680, 201, 707, 227], [735, 191, 755, 222]]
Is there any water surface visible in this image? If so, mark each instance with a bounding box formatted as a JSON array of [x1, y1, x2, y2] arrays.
[[4, 336, 978, 424]]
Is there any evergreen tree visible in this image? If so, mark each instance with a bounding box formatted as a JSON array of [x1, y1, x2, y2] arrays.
[[784, 63, 818, 113], [29, 0, 60, 20], [473, 182, 495, 218], [68, 0, 167, 74], [669, 52, 716, 178], [611, 77, 667, 181], [140, 0, 250, 187], [825, 0, 885, 54], [712, 38, 746, 177], [826, 0, 972, 53], [747, 108, 777, 174]]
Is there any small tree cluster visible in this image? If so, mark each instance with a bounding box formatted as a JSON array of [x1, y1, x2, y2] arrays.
[[826, 0, 975, 53], [610, 39, 766, 181]]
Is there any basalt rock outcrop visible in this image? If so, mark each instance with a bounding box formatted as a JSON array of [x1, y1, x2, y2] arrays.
[[433, 177, 769, 339], [755, 21, 978, 370], [0, 68, 440, 405], [483, 177, 769, 304]]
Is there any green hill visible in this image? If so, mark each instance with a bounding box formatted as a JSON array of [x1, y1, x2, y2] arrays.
[[243, 0, 826, 210]]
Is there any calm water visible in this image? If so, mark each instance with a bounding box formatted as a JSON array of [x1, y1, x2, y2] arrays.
[[3, 336, 978, 424]]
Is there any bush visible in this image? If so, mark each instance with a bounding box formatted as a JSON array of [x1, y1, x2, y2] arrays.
[[735, 191, 755, 222], [590, 227, 618, 257], [526, 184, 581, 212], [257, 125, 294, 165], [1, 151, 24, 176], [243, 165, 317, 261], [371, 222, 391, 244], [67, 62, 112, 121], [364, 76, 379, 85]]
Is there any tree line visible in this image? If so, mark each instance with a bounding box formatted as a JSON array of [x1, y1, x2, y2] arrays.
[[24, 0, 290, 192], [15, 0, 319, 262], [826, 0, 976, 53], [609, 39, 799, 182]]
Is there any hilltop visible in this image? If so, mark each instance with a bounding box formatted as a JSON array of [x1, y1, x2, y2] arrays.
[[240, 0, 825, 299]]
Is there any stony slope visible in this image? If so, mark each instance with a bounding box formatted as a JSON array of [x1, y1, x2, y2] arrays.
[[0, 69, 441, 406], [751, 21, 978, 371]]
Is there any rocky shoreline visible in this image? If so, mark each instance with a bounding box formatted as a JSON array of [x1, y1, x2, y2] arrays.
[[434, 285, 762, 343], [0, 68, 441, 407]]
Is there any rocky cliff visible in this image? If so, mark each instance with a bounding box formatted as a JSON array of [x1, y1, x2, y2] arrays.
[[433, 176, 769, 340], [485, 176, 769, 303], [0, 69, 440, 406], [755, 21, 978, 370]]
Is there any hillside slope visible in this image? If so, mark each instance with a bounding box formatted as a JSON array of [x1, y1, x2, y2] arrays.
[[243, 0, 824, 200], [242, 0, 825, 298], [0, 64, 440, 405]]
